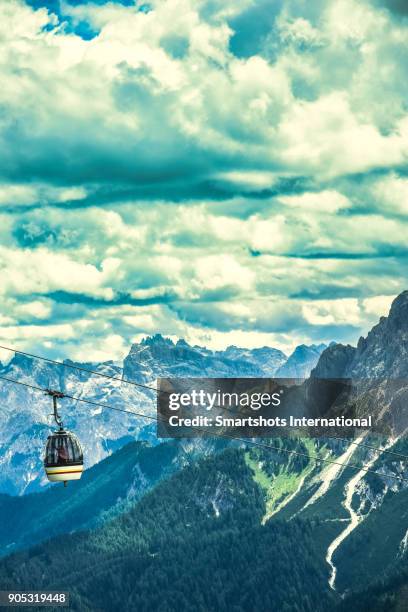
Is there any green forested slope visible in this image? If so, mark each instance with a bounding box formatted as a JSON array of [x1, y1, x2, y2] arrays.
[[337, 563, 408, 612], [0, 448, 335, 612], [0, 440, 182, 555]]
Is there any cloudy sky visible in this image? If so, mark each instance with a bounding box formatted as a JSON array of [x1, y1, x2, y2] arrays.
[[0, 0, 407, 361]]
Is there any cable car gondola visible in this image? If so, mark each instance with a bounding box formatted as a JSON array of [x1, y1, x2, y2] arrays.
[[44, 390, 84, 486]]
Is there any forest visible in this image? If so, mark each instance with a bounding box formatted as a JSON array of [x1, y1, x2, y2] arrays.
[[0, 448, 335, 612]]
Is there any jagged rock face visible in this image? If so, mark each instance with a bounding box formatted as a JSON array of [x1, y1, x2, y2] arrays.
[[123, 334, 286, 381], [313, 291, 408, 380], [276, 343, 328, 378], [310, 291, 408, 433], [311, 344, 356, 379], [219, 346, 287, 375], [347, 291, 408, 379]]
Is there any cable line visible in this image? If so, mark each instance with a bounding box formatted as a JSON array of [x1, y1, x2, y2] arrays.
[[0, 372, 406, 484], [1, 343, 407, 462], [322, 432, 408, 461], [0, 374, 157, 421], [0, 344, 158, 395]]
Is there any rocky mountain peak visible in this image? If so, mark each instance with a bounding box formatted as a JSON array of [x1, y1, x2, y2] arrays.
[[313, 291, 408, 379], [276, 342, 328, 378], [140, 334, 174, 348], [388, 289, 408, 321], [311, 344, 356, 379]]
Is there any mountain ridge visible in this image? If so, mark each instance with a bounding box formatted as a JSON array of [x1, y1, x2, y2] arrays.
[[0, 336, 324, 495], [312, 291, 408, 380]]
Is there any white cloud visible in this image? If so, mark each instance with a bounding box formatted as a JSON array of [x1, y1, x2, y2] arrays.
[[0, 247, 113, 298], [302, 298, 361, 326], [17, 299, 52, 319], [278, 16, 325, 48], [0, 0, 406, 356], [373, 174, 408, 215], [0, 0, 51, 40], [0, 0, 406, 186], [0, 184, 38, 206], [193, 254, 255, 293], [279, 190, 350, 213], [363, 294, 396, 317], [324, 0, 385, 44], [184, 328, 298, 354], [278, 92, 408, 178], [0, 322, 76, 341], [59, 333, 128, 363], [213, 170, 278, 191], [0, 183, 88, 208]]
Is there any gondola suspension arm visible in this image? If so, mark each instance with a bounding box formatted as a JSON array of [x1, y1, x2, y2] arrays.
[[45, 389, 65, 429]]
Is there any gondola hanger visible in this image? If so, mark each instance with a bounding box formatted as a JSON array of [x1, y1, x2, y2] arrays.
[[43, 389, 84, 487], [45, 388, 65, 429]]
